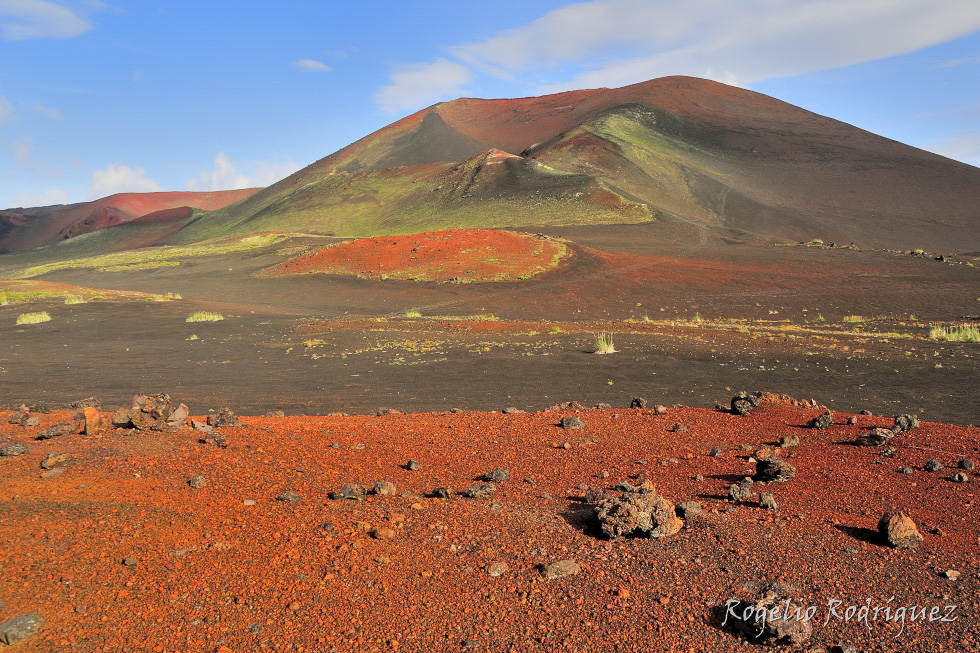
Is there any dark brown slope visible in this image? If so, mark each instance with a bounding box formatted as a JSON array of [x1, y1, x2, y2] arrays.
[[185, 76, 980, 253], [0, 189, 260, 254]]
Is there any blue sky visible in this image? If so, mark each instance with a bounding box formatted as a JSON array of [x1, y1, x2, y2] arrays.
[[1, 0, 979, 209]]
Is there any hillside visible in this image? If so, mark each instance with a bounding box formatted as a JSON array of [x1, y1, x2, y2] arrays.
[[172, 76, 980, 252], [0, 189, 259, 254]]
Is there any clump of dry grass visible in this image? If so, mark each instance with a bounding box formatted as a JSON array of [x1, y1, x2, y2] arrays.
[[16, 311, 51, 325], [930, 323, 979, 343], [593, 332, 617, 354], [186, 312, 224, 323]]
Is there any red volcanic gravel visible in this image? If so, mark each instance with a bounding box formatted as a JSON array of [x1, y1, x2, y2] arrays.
[[265, 229, 567, 282], [0, 399, 978, 652]]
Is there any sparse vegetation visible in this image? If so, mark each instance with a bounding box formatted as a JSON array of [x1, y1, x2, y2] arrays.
[[691, 313, 704, 324], [16, 311, 51, 325], [404, 309, 422, 318], [64, 295, 87, 304], [930, 323, 979, 343], [186, 312, 224, 323], [843, 315, 864, 323], [8, 233, 294, 280], [816, 314, 825, 322], [593, 332, 617, 354]]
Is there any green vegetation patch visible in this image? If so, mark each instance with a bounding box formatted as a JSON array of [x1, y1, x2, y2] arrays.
[[16, 311, 51, 325], [98, 261, 181, 273], [186, 312, 225, 323], [6, 232, 294, 280], [930, 323, 979, 343]]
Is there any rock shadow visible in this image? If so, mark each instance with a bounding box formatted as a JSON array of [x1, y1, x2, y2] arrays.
[[833, 524, 886, 548]]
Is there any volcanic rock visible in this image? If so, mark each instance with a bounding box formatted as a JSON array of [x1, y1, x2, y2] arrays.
[[68, 397, 102, 410], [724, 582, 812, 646], [0, 442, 29, 456], [277, 491, 302, 503], [892, 414, 920, 432], [630, 397, 647, 409], [560, 416, 585, 430], [728, 479, 755, 502], [924, 459, 943, 472], [487, 561, 509, 577], [856, 428, 894, 447], [846, 415, 859, 425], [676, 500, 702, 518], [333, 484, 366, 501], [670, 423, 688, 433], [754, 457, 796, 483], [37, 421, 82, 440], [433, 487, 453, 498], [759, 493, 778, 511], [0, 612, 44, 645], [960, 459, 976, 471], [376, 407, 402, 416], [731, 393, 762, 415], [502, 407, 521, 414], [188, 474, 207, 489], [406, 460, 422, 471], [878, 511, 923, 549], [207, 407, 242, 428], [952, 472, 969, 483], [264, 410, 286, 418], [373, 481, 397, 496], [24, 416, 39, 427], [654, 405, 668, 414], [8, 411, 27, 425], [594, 488, 682, 539], [483, 467, 510, 482], [778, 434, 800, 447], [83, 407, 103, 435], [709, 447, 722, 457], [807, 410, 834, 429], [40, 453, 70, 470], [540, 560, 580, 580], [463, 483, 496, 499]]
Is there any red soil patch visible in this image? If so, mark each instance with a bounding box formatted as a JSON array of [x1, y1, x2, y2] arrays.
[[0, 398, 977, 651], [264, 229, 569, 282]]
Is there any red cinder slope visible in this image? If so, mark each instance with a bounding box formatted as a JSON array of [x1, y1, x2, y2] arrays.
[[0, 188, 259, 254]]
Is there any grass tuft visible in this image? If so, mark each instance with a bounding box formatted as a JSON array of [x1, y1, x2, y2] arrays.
[[186, 312, 224, 323], [403, 309, 422, 318], [930, 323, 979, 343], [16, 311, 51, 325], [843, 315, 864, 323], [593, 332, 617, 354], [64, 295, 87, 305]]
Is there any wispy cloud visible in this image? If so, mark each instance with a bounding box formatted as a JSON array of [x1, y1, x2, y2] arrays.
[[185, 152, 300, 191], [32, 101, 63, 120], [12, 186, 70, 207], [0, 86, 15, 123], [376, 0, 980, 111], [374, 58, 473, 114], [89, 163, 162, 198], [936, 54, 980, 68], [0, 0, 94, 41], [293, 59, 332, 73], [926, 133, 980, 167]]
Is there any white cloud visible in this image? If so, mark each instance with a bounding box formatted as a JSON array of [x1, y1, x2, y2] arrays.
[[0, 0, 93, 41], [185, 152, 300, 191], [89, 163, 162, 198], [382, 0, 980, 100], [293, 59, 331, 72], [0, 87, 14, 123], [12, 186, 70, 207], [374, 58, 473, 114], [12, 137, 33, 166], [32, 101, 62, 120], [926, 133, 980, 167]]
